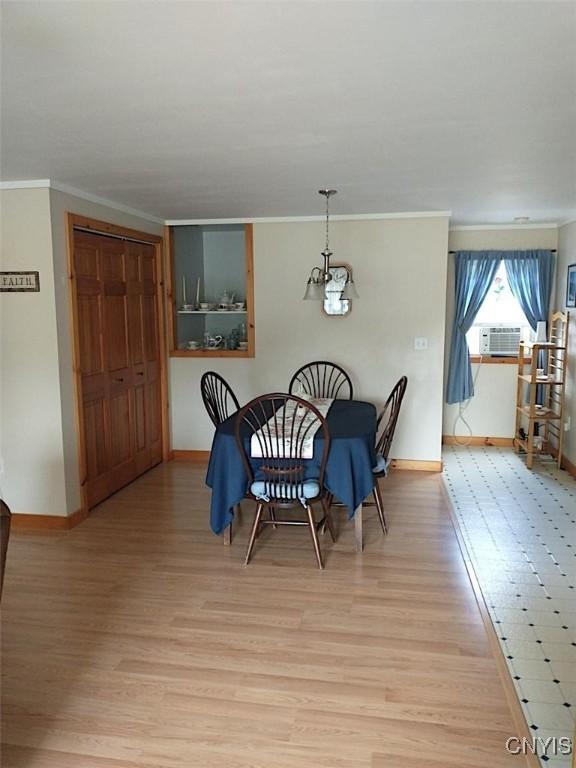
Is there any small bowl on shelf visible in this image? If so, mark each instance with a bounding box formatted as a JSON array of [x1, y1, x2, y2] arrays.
[[199, 302, 212, 311], [234, 302, 246, 311], [238, 341, 248, 350]]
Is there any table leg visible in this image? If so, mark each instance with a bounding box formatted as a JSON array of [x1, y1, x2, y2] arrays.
[[354, 504, 363, 553], [223, 522, 232, 546]]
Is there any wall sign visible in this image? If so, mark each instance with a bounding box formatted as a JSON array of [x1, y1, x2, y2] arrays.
[[0, 271, 40, 292]]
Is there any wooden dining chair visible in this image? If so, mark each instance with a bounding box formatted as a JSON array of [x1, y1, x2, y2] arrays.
[[234, 393, 336, 569], [370, 376, 408, 533], [200, 371, 240, 427], [289, 361, 353, 400], [1, 498, 11, 600]]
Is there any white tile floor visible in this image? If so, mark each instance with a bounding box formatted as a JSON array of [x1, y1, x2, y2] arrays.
[[443, 446, 576, 767]]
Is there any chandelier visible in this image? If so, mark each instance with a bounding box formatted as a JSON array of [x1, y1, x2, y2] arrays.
[[303, 189, 359, 301]]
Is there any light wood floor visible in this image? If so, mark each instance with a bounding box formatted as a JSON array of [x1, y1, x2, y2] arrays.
[[1, 463, 527, 768]]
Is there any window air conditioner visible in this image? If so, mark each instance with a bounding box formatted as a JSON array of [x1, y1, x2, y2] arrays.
[[479, 326, 522, 356]]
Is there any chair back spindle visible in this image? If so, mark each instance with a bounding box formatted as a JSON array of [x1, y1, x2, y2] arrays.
[[289, 361, 353, 400], [201, 371, 240, 427]]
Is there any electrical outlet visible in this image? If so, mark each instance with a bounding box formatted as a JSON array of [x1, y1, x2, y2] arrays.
[[414, 337, 428, 351], [564, 416, 571, 432]]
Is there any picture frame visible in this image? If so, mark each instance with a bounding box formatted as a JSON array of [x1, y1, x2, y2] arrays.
[[566, 263, 576, 308]]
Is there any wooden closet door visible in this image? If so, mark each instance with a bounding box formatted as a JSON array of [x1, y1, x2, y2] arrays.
[[101, 236, 135, 496], [75, 233, 109, 507], [125, 242, 162, 475], [74, 231, 162, 508], [140, 243, 163, 467]]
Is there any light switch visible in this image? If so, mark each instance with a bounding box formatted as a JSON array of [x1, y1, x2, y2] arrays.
[[414, 337, 428, 351]]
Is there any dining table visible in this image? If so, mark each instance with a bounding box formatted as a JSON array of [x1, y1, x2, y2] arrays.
[[205, 398, 378, 552]]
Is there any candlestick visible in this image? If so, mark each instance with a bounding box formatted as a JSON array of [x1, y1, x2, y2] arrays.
[[182, 275, 187, 305]]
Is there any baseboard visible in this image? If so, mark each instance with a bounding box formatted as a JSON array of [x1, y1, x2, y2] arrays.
[[442, 435, 515, 447], [549, 445, 576, 480], [561, 453, 576, 480], [10, 507, 88, 531], [390, 459, 443, 472], [171, 450, 211, 462]]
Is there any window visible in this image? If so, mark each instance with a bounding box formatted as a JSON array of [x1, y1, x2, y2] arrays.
[[466, 262, 533, 355]]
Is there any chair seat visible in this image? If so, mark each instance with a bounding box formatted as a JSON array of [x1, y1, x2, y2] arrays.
[[372, 454, 390, 475], [250, 480, 320, 502]]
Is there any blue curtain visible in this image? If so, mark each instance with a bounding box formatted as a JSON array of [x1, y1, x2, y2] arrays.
[[446, 251, 501, 404], [504, 250, 555, 331], [505, 250, 555, 406]]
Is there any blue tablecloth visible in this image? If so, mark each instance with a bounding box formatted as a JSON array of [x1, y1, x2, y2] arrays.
[[206, 399, 377, 534]]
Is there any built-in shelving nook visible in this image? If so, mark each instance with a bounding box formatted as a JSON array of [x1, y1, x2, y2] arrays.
[[167, 223, 254, 357]]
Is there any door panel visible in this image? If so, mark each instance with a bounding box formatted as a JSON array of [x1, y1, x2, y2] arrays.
[[84, 399, 108, 481], [73, 229, 163, 509], [142, 294, 158, 363], [134, 384, 147, 453], [127, 294, 144, 366], [75, 242, 99, 279], [147, 377, 162, 447], [104, 294, 129, 372], [108, 390, 132, 467], [101, 245, 125, 281], [77, 295, 103, 376], [126, 243, 145, 366]]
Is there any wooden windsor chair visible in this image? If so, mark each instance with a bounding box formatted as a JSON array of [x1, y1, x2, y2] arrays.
[[369, 376, 408, 533], [1, 498, 11, 600], [234, 393, 336, 569]]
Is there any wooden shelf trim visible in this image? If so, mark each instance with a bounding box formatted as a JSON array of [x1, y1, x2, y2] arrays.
[[524, 342, 566, 350], [177, 310, 247, 315], [171, 349, 252, 358], [469, 355, 531, 365], [516, 405, 561, 420], [517, 374, 564, 385]]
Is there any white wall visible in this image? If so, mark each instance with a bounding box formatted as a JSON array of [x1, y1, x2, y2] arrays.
[[556, 221, 576, 467], [171, 215, 450, 462], [0, 188, 164, 518], [49, 189, 163, 515], [443, 227, 559, 438], [0, 189, 68, 515]]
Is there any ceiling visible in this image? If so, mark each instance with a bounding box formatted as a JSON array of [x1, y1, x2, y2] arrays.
[[1, 1, 575, 224]]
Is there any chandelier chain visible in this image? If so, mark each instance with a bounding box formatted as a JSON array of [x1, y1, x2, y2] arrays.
[[325, 192, 330, 252]]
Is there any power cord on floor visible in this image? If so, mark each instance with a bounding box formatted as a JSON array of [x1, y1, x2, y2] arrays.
[[452, 356, 483, 447]]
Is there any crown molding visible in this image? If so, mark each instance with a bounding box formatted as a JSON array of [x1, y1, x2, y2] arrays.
[[450, 223, 558, 231], [559, 217, 576, 228], [165, 210, 452, 226], [49, 181, 163, 223], [0, 179, 51, 189], [0, 179, 162, 224], [1, 182, 449, 225]]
